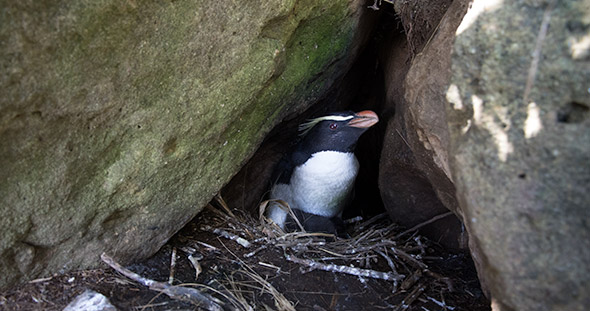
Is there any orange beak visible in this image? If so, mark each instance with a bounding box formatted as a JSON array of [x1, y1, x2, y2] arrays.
[[348, 110, 379, 128]]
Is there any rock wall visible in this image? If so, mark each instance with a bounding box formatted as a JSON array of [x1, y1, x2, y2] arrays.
[[378, 0, 467, 249], [0, 0, 370, 289], [378, 0, 589, 309], [446, 0, 590, 310]]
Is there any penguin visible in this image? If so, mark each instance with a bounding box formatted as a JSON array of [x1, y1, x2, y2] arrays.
[[267, 110, 379, 234]]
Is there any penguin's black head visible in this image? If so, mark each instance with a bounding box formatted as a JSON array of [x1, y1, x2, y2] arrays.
[[297, 110, 379, 154]]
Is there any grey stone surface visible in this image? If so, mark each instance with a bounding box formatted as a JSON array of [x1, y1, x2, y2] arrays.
[[447, 0, 590, 310]]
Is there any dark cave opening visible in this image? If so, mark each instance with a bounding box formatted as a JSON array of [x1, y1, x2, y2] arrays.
[[218, 2, 398, 222]]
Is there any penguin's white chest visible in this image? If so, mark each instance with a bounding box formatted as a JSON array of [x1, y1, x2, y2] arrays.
[[269, 151, 359, 226]]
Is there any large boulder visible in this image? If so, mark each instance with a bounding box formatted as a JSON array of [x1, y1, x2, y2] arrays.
[[378, 0, 589, 309], [447, 0, 590, 310], [0, 0, 370, 289]]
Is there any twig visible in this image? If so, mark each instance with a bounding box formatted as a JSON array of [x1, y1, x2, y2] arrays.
[[343, 216, 363, 224], [400, 270, 422, 290], [215, 193, 238, 219], [168, 247, 177, 285], [286, 255, 404, 282], [203, 226, 252, 248], [29, 277, 54, 283], [187, 254, 202, 280], [318, 247, 345, 258], [394, 212, 453, 239], [355, 213, 388, 231], [244, 245, 268, 258], [394, 283, 425, 311], [217, 240, 295, 311], [258, 262, 281, 272], [377, 250, 396, 272], [196, 241, 219, 251], [424, 269, 454, 292], [395, 129, 412, 149], [280, 232, 333, 240], [426, 296, 455, 310], [389, 247, 428, 269], [100, 253, 225, 311], [376, 249, 399, 288]]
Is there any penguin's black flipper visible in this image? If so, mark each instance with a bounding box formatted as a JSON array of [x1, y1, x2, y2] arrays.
[[271, 148, 309, 185], [270, 155, 294, 185]]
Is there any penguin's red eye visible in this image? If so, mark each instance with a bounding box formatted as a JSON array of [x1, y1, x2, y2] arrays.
[[329, 123, 337, 130]]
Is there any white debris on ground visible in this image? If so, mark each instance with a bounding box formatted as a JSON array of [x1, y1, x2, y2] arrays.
[[63, 289, 117, 311]]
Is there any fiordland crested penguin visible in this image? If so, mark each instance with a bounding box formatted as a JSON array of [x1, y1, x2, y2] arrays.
[[267, 110, 379, 234]]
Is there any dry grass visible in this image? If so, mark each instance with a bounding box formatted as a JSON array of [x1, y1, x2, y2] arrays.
[[2, 195, 483, 310], [103, 198, 461, 310]]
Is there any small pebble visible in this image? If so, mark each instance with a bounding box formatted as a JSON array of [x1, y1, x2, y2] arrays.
[[63, 290, 117, 311]]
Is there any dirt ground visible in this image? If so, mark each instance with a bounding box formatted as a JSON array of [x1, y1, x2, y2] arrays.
[[0, 202, 490, 311]]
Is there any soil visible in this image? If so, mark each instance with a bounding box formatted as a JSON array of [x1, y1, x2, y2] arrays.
[[0, 205, 490, 311]]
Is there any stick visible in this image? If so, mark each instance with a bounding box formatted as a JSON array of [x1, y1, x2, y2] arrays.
[[262, 199, 306, 233], [244, 245, 268, 258], [203, 226, 252, 248], [168, 247, 177, 285], [390, 247, 428, 269], [394, 283, 425, 311], [426, 296, 455, 310], [285, 255, 404, 282], [355, 213, 388, 231], [187, 254, 202, 280], [376, 249, 400, 290], [394, 212, 453, 239], [396, 129, 411, 149], [100, 253, 224, 311], [215, 193, 237, 219]]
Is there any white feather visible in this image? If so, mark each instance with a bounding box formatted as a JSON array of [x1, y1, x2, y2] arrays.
[[268, 151, 359, 228]]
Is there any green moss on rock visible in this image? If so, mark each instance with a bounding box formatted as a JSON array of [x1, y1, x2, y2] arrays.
[[0, 0, 364, 288]]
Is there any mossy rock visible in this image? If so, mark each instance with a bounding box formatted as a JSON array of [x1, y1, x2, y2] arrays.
[[0, 0, 369, 289]]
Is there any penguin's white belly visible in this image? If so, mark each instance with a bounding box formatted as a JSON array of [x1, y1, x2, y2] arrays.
[[268, 151, 359, 228]]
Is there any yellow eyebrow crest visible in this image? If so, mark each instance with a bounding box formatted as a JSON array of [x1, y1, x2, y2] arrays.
[[298, 115, 354, 136]]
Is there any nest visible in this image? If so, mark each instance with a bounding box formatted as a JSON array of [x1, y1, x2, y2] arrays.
[[100, 195, 477, 310]]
